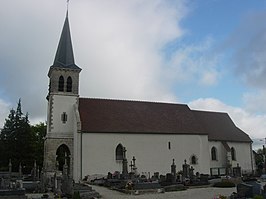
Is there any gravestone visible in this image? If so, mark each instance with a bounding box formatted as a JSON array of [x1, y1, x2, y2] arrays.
[[199, 174, 209, 184], [122, 147, 128, 178], [171, 159, 177, 183], [189, 166, 194, 180], [151, 172, 159, 181], [159, 175, 166, 183], [8, 159, 12, 175], [132, 156, 138, 175], [0, 189, 27, 199], [245, 181, 261, 196], [161, 173, 174, 186], [166, 173, 173, 183], [134, 182, 161, 190], [61, 158, 73, 196], [237, 183, 253, 198], [34, 160, 37, 181], [129, 161, 134, 173], [16, 180, 23, 189], [107, 172, 112, 179], [113, 171, 120, 179], [73, 183, 100, 199], [37, 167, 40, 181], [182, 160, 190, 180], [19, 163, 22, 180], [140, 174, 147, 180], [40, 169, 46, 192], [233, 163, 241, 177], [263, 184, 266, 198], [0, 178, 5, 189], [0, 163, 27, 199]]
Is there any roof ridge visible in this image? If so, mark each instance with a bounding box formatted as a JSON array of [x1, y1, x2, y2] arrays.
[[79, 97, 187, 106], [191, 109, 228, 115]]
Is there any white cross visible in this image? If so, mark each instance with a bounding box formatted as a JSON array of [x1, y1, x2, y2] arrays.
[[67, 0, 69, 10]]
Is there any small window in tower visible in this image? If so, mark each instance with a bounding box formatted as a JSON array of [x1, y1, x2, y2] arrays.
[[58, 76, 64, 91], [61, 112, 67, 124], [66, 76, 72, 92], [168, 141, 171, 150]]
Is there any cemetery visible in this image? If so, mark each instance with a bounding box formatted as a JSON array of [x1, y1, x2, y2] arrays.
[[0, 157, 100, 199], [88, 157, 208, 194], [1, 160, 266, 199], [1, 144, 266, 199], [84, 148, 266, 198]]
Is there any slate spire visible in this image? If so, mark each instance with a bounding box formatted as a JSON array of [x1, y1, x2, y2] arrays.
[[51, 11, 81, 70]]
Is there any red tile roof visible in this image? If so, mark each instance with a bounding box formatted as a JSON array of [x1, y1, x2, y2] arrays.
[[192, 110, 251, 142], [79, 98, 206, 135], [78, 98, 252, 142]]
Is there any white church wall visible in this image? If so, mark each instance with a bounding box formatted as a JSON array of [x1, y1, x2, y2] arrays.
[[48, 95, 78, 138], [209, 141, 227, 169], [79, 133, 210, 179], [227, 142, 253, 174], [73, 104, 82, 182], [208, 141, 253, 175]]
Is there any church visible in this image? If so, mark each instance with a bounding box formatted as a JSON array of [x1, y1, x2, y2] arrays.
[[43, 12, 254, 182]]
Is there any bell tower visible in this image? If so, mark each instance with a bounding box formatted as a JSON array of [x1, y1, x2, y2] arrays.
[[43, 11, 81, 179]]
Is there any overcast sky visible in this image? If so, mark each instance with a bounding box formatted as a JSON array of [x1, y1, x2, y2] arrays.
[[1, 0, 266, 148]]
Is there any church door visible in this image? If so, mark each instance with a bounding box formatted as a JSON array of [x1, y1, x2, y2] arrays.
[[56, 144, 70, 173]]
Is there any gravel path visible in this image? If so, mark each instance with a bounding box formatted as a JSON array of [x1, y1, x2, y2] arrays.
[[90, 185, 236, 199]]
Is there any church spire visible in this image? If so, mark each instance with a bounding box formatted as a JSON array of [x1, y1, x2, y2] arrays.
[[51, 10, 80, 70]]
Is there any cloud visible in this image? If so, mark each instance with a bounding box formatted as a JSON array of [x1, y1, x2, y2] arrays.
[[219, 11, 266, 116], [189, 98, 266, 139], [225, 11, 266, 89], [0, 0, 188, 124], [200, 70, 218, 86], [71, 0, 188, 102], [165, 37, 221, 86], [188, 11, 266, 141], [243, 90, 266, 114]]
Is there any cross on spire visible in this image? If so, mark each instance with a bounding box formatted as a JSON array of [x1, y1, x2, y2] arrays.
[[66, 0, 69, 17]]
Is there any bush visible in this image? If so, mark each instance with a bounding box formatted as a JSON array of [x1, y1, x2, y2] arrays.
[[73, 191, 81, 199], [219, 195, 227, 199], [213, 181, 235, 188], [253, 195, 263, 199]]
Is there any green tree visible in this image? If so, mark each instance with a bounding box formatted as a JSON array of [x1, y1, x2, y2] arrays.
[[31, 122, 47, 168], [0, 108, 16, 170], [0, 99, 35, 172], [255, 148, 265, 176]]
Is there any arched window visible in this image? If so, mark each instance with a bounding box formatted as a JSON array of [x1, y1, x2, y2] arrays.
[[66, 76, 72, 92], [231, 147, 236, 160], [58, 76, 64, 91], [190, 155, 197, 165], [211, 147, 217, 160], [115, 144, 124, 160]]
